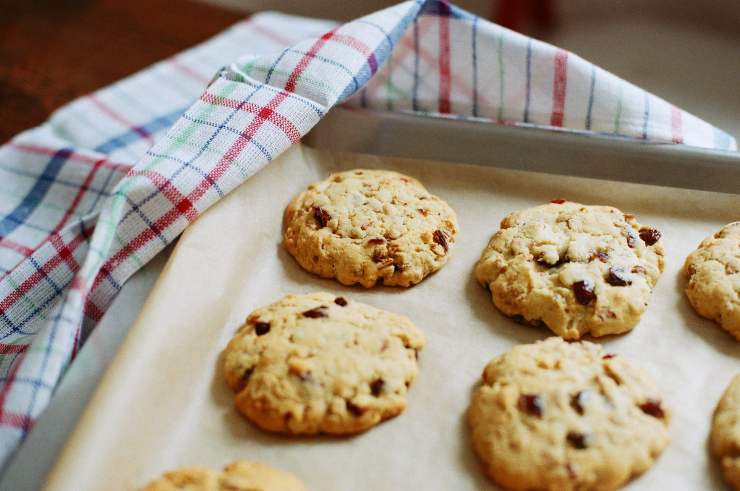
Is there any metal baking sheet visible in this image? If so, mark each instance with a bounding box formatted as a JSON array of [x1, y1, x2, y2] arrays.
[[305, 108, 740, 194]]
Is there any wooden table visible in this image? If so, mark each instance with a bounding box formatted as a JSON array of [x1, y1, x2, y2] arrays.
[[0, 0, 244, 144]]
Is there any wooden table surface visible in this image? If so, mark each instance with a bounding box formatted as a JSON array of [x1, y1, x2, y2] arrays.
[[0, 0, 244, 144]]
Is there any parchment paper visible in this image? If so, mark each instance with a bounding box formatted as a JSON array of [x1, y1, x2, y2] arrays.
[[44, 144, 740, 491]]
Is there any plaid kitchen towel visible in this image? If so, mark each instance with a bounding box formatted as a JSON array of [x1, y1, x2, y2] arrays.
[[0, 0, 735, 468]]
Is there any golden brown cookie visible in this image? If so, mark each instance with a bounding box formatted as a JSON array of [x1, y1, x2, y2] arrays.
[[711, 374, 740, 490], [475, 200, 664, 339], [283, 169, 458, 287], [222, 292, 424, 435], [469, 337, 670, 491], [684, 222, 740, 340], [139, 460, 304, 491]]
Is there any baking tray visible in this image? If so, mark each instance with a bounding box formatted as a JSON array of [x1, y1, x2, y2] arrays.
[[42, 141, 739, 490], [306, 108, 740, 195]]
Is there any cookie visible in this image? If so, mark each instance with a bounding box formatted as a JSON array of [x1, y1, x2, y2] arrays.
[[222, 292, 425, 434], [139, 460, 304, 491], [469, 337, 670, 491], [711, 374, 740, 490], [474, 200, 665, 339], [283, 169, 458, 287], [684, 222, 740, 340]]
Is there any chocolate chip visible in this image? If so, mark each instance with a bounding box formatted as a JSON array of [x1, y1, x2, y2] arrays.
[[367, 238, 385, 245], [639, 227, 661, 246], [334, 297, 347, 307], [254, 321, 271, 336], [570, 391, 589, 415], [606, 268, 631, 286], [567, 432, 589, 449], [312, 206, 331, 228], [625, 230, 638, 248], [302, 306, 328, 318], [370, 379, 385, 397], [572, 280, 596, 305], [602, 353, 616, 359], [433, 230, 449, 252], [551, 198, 567, 204], [346, 400, 366, 416], [639, 399, 665, 418], [518, 394, 544, 417]]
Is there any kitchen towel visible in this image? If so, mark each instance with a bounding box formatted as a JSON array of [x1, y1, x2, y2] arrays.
[[0, 0, 735, 469]]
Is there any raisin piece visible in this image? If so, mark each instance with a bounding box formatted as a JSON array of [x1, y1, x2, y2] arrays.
[[572, 280, 596, 305], [346, 400, 366, 416], [367, 238, 385, 245], [570, 391, 589, 415], [606, 268, 631, 286], [370, 379, 385, 397], [334, 297, 348, 307], [602, 353, 616, 359], [255, 321, 271, 336], [312, 206, 331, 228], [242, 368, 254, 383], [433, 230, 449, 252], [592, 251, 609, 263], [518, 394, 544, 417], [551, 198, 567, 204], [418, 208, 429, 217], [639, 227, 661, 246], [536, 253, 566, 268], [302, 306, 328, 318], [567, 432, 589, 449], [639, 399, 665, 418]]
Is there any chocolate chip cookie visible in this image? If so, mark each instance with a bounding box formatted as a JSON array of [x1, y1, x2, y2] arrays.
[[711, 374, 740, 490], [222, 292, 425, 435], [474, 200, 665, 339], [283, 169, 458, 287], [684, 222, 740, 340], [469, 337, 671, 491], [140, 460, 304, 491]]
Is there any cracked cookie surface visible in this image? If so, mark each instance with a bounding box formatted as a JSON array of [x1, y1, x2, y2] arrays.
[[684, 222, 740, 340], [711, 374, 740, 490], [283, 169, 458, 287], [222, 292, 425, 435], [140, 460, 304, 491], [469, 337, 670, 491], [474, 201, 665, 339]]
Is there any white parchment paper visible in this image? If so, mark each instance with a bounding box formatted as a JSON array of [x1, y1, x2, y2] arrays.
[[44, 144, 740, 490]]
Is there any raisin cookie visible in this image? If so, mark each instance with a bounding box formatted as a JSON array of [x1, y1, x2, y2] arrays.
[[283, 169, 458, 287], [469, 337, 670, 491], [222, 292, 425, 434], [140, 460, 304, 491], [711, 374, 740, 490], [474, 200, 664, 339], [684, 222, 740, 340]]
